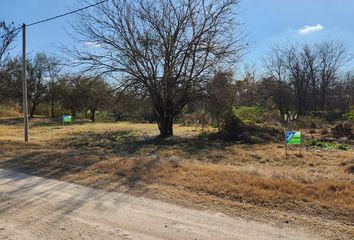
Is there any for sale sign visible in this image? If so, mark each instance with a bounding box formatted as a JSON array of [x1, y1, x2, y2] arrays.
[[286, 131, 301, 145], [63, 115, 72, 124]]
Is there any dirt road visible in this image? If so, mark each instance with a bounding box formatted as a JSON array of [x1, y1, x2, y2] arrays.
[[0, 169, 318, 240]]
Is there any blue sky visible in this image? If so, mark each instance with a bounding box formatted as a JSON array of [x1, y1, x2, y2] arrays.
[[239, 0, 354, 73], [1, 0, 354, 73]]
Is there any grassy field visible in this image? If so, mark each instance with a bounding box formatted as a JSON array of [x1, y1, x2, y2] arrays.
[[0, 118, 353, 239]]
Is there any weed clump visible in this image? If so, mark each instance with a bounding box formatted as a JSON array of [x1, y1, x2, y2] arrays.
[[306, 140, 351, 150], [343, 110, 354, 123]]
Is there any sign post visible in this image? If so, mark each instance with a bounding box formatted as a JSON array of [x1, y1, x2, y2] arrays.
[[285, 130, 302, 158], [284, 129, 287, 159]]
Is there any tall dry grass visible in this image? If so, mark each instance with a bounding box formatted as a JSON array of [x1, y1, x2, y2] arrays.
[[0, 104, 22, 117]]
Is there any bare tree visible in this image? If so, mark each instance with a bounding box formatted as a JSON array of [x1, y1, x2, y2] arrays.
[[235, 64, 258, 107], [301, 44, 319, 111], [47, 56, 62, 118], [264, 41, 349, 115], [264, 46, 295, 115], [285, 45, 312, 115], [317, 41, 349, 111], [330, 72, 354, 111], [0, 21, 18, 67], [264, 46, 287, 84], [68, 0, 244, 137]]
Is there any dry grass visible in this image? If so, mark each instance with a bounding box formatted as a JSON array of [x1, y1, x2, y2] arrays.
[[0, 118, 353, 239], [0, 104, 22, 117]]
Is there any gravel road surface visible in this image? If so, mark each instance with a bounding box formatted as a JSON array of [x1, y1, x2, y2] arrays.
[[0, 168, 318, 240]]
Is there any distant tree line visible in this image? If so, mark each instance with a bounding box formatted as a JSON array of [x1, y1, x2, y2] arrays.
[[263, 41, 352, 116], [0, 46, 353, 126], [204, 41, 353, 124], [0, 52, 154, 122]]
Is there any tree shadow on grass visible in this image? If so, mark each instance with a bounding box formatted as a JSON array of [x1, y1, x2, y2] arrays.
[[0, 117, 93, 127], [0, 127, 229, 200], [0, 128, 228, 195], [56, 129, 229, 156], [0, 149, 91, 180], [0, 117, 23, 126], [0, 138, 174, 193], [30, 117, 93, 127]]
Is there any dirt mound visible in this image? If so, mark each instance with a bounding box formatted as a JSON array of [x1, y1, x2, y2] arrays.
[[331, 123, 354, 140], [217, 124, 282, 143], [345, 165, 354, 174]]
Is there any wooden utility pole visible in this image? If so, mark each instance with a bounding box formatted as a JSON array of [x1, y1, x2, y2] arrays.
[[22, 23, 29, 142]]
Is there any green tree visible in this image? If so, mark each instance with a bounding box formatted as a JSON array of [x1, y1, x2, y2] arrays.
[[27, 53, 50, 118]]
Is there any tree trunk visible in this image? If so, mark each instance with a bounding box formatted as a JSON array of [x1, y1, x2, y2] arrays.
[[29, 103, 37, 118], [51, 99, 55, 118], [296, 95, 302, 116], [201, 108, 207, 133], [157, 115, 174, 137], [320, 89, 326, 111], [91, 108, 96, 122], [312, 86, 317, 111], [50, 81, 55, 118]]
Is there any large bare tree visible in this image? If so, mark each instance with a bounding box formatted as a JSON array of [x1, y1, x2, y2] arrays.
[[69, 0, 243, 137]]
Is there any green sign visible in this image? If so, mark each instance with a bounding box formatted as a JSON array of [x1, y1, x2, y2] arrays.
[[286, 131, 301, 145], [63, 115, 72, 123]]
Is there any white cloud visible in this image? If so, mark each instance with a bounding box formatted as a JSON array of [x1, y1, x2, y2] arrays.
[[82, 41, 101, 48], [298, 24, 324, 35]]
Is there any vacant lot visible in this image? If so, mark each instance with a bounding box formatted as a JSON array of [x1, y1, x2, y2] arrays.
[[0, 118, 353, 239]]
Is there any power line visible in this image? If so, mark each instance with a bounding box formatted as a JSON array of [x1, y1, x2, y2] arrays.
[[27, 0, 108, 27], [0, 0, 108, 38]]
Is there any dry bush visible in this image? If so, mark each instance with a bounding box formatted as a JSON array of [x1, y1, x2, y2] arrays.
[[0, 104, 22, 117]]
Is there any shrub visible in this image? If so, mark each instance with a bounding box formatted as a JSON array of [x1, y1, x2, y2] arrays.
[[344, 110, 354, 123], [218, 108, 244, 140], [96, 111, 114, 122], [323, 111, 346, 122], [305, 140, 351, 150], [217, 107, 282, 142], [234, 106, 264, 124], [35, 103, 51, 116]]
